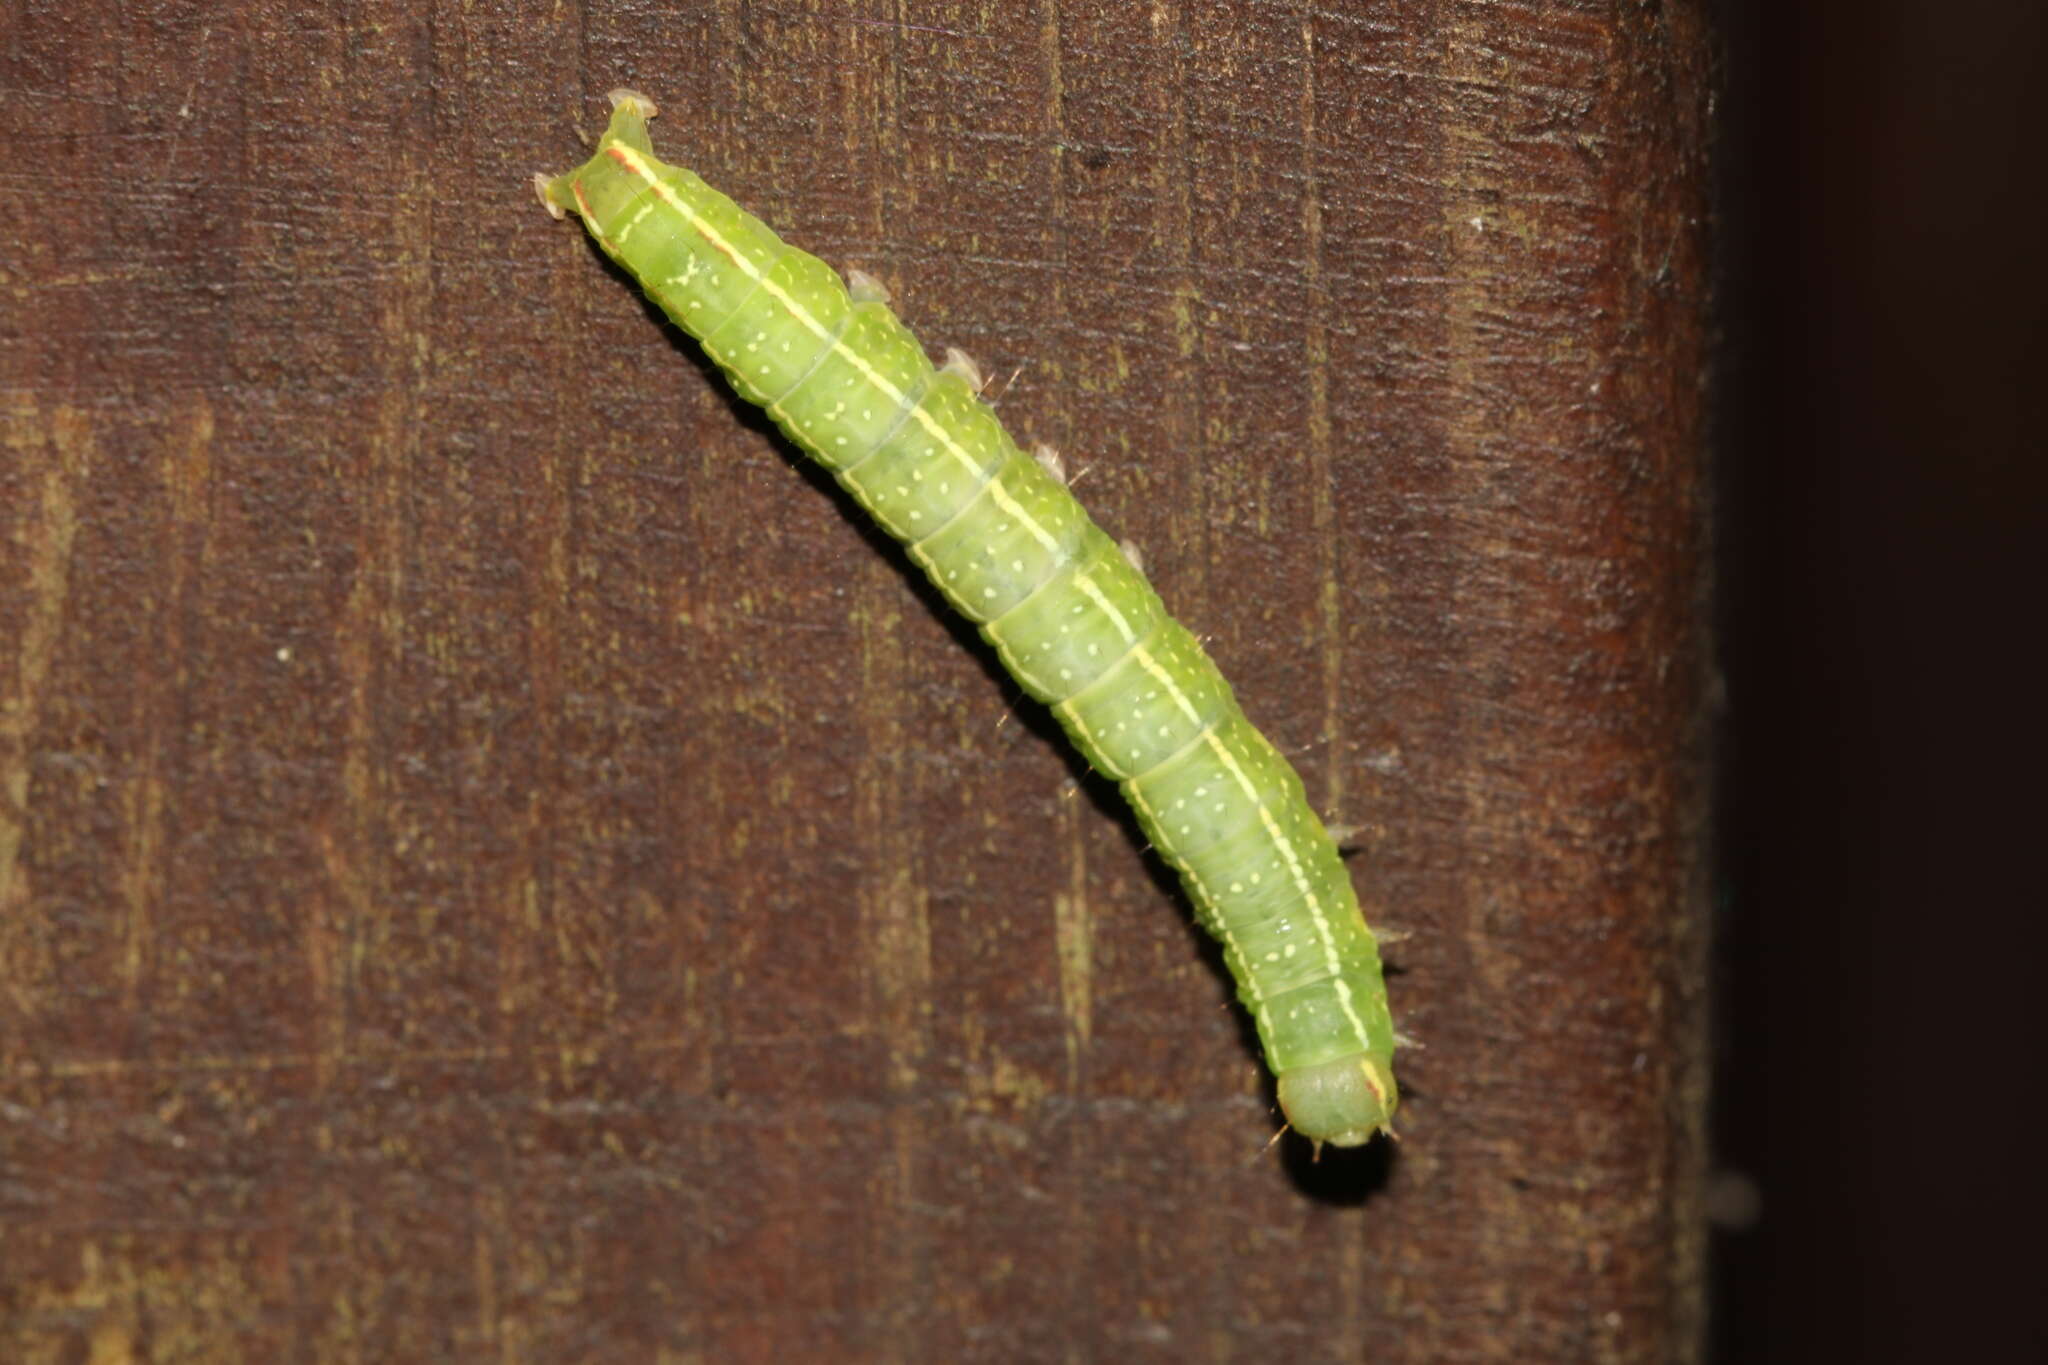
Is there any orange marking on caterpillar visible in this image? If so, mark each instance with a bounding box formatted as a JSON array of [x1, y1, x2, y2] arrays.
[[569, 179, 612, 250], [603, 143, 746, 269]]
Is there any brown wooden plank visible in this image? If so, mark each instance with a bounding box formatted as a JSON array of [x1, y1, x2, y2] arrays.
[[2, 3, 1713, 1360]]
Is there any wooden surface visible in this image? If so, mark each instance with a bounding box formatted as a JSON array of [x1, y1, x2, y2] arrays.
[[1, 3, 1715, 1361]]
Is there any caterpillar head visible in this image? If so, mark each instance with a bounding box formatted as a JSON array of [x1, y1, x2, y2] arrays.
[[535, 88, 661, 225]]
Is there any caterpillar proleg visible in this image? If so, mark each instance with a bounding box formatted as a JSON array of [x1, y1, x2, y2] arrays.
[[537, 90, 1399, 1147]]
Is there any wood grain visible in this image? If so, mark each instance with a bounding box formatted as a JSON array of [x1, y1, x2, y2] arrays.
[[1, 3, 1714, 1361]]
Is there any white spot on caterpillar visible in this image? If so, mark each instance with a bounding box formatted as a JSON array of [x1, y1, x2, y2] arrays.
[[615, 201, 655, 243], [1032, 441, 1067, 484], [1120, 539, 1145, 575]]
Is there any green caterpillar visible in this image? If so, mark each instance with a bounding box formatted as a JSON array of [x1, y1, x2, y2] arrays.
[[536, 91, 1398, 1147]]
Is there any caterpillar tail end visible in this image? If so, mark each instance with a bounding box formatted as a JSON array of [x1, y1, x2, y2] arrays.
[[534, 89, 663, 221], [1276, 1054, 1398, 1149]]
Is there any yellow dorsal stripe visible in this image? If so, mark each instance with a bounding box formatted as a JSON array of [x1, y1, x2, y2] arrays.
[[1204, 731, 1370, 1046], [983, 477, 1061, 554], [606, 141, 1045, 530], [1131, 646, 1206, 728], [1072, 573, 1136, 642]]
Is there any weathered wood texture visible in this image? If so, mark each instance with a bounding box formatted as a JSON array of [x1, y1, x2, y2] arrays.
[[1, 3, 1714, 1361]]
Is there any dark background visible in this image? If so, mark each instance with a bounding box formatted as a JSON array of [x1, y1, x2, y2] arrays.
[[1715, 0, 2045, 1359]]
